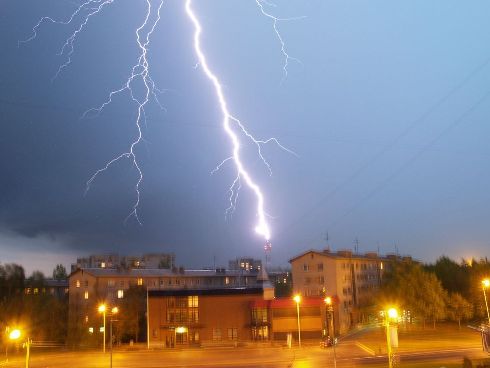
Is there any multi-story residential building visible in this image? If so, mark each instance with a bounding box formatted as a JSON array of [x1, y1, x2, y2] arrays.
[[290, 249, 389, 334], [71, 253, 175, 272], [228, 258, 262, 272], [68, 267, 264, 344]]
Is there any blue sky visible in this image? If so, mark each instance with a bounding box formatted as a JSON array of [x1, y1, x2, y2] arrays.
[[1, 0, 490, 274]]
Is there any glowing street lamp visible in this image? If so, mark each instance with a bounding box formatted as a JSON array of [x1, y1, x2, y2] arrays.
[[324, 296, 337, 368], [98, 304, 107, 353], [293, 294, 301, 347], [385, 307, 398, 368], [482, 279, 490, 325], [8, 328, 30, 368], [109, 307, 119, 368]]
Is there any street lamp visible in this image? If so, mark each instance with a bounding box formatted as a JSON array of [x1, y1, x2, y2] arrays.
[[482, 279, 490, 325], [293, 294, 301, 347], [98, 304, 107, 353], [109, 307, 119, 368], [324, 296, 337, 368], [8, 328, 30, 368], [384, 307, 398, 368]]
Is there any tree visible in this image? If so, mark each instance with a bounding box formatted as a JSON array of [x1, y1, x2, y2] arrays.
[[119, 286, 146, 343], [379, 260, 447, 328], [447, 292, 473, 329], [52, 264, 68, 280], [425, 256, 470, 297]]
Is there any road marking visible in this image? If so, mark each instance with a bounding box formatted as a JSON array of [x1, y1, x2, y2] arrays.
[[355, 342, 375, 356]]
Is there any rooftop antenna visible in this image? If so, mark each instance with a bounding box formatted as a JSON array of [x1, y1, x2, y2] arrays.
[[324, 231, 330, 251], [354, 237, 360, 254], [264, 240, 272, 270]]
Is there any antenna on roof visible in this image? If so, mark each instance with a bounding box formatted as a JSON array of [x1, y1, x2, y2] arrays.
[[323, 231, 330, 252], [354, 237, 359, 254]]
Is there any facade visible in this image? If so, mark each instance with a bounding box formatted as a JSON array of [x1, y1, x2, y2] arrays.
[[228, 258, 262, 272], [148, 286, 326, 347], [71, 253, 175, 272], [24, 278, 69, 299], [67, 267, 263, 343], [290, 249, 387, 334], [148, 286, 273, 347]]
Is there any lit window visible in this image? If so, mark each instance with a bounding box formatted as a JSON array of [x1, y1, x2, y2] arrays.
[[380, 262, 384, 270], [188, 295, 198, 307], [137, 278, 143, 286], [26, 288, 31, 294], [34, 288, 38, 294], [225, 277, 230, 285], [212, 328, 222, 341], [117, 289, 124, 299], [100, 327, 104, 332], [85, 315, 89, 323], [88, 327, 94, 333], [84, 291, 89, 299], [101, 262, 106, 268], [76, 280, 80, 288]]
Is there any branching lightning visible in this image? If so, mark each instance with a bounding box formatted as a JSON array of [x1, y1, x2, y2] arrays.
[[23, 0, 301, 242]]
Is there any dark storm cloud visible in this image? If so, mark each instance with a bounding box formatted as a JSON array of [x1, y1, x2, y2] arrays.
[[2, 0, 490, 273]]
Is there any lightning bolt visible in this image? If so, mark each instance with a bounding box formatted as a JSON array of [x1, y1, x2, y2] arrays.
[[22, 0, 300, 241], [186, 0, 300, 241], [255, 0, 306, 82]]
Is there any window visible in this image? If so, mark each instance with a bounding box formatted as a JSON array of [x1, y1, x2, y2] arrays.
[[34, 288, 38, 294], [225, 277, 230, 285], [317, 263, 324, 271], [84, 291, 89, 299], [120, 280, 124, 287], [303, 263, 309, 272], [117, 289, 124, 299], [137, 278, 143, 286], [252, 326, 268, 340], [188, 296, 198, 307], [252, 308, 268, 323], [85, 315, 89, 323], [76, 280, 80, 288], [108, 280, 115, 287], [84, 280, 89, 287], [227, 328, 238, 340], [101, 262, 106, 268], [212, 328, 222, 341]]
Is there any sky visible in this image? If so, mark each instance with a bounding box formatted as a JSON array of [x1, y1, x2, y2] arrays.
[[1, 0, 490, 275]]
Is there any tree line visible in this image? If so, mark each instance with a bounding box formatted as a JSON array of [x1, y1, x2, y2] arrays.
[[371, 256, 490, 328]]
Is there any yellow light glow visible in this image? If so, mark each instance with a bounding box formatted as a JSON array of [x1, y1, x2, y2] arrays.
[[175, 327, 187, 334], [98, 304, 106, 313], [388, 308, 398, 319], [9, 329, 21, 340], [483, 279, 490, 288], [111, 307, 119, 314], [324, 296, 332, 305], [293, 294, 301, 304]]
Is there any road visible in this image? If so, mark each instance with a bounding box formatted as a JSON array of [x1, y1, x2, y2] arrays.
[[2, 342, 488, 368]]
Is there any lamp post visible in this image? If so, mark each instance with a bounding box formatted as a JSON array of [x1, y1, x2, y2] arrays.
[[324, 296, 337, 368], [98, 304, 107, 353], [293, 294, 301, 347], [8, 329, 30, 368], [385, 308, 398, 368], [109, 307, 119, 368], [482, 279, 490, 325]]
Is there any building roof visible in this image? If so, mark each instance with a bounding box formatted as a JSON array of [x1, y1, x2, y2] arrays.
[[70, 268, 258, 278], [148, 287, 264, 297], [289, 249, 388, 263]]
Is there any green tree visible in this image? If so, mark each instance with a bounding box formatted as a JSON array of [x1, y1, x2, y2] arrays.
[[52, 264, 68, 280], [446, 292, 473, 329], [425, 256, 470, 297], [119, 286, 146, 343], [379, 260, 447, 328]]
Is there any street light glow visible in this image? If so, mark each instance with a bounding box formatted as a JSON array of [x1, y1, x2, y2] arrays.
[[293, 294, 301, 304], [9, 329, 21, 340], [388, 308, 398, 319], [98, 304, 106, 313], [111, 307, 119, 314], [483, 279, 490, 288], [324, 296, 332, 305]]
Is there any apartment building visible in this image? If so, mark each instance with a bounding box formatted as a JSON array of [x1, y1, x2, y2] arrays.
[[68, 267, 263, 343], [290, 249, 387, 334], [71, 253, 175, 272]]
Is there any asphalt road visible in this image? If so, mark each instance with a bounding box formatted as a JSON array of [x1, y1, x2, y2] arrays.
[[2, 339, 487, 367]]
